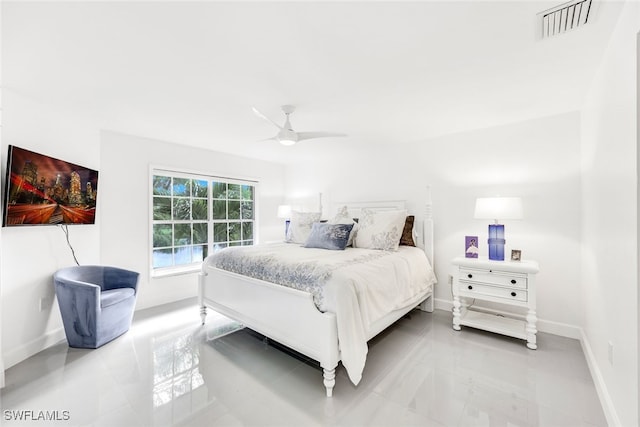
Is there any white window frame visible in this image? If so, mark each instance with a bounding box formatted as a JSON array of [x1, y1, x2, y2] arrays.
[[150, 166, 259, 278]]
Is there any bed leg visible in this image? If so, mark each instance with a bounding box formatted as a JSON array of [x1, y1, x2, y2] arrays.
[[419, 294, 434, 313], [200, 305, 207, 325], [323, 368, 336, 397]]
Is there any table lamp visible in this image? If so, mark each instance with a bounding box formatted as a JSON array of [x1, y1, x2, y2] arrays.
[[474, 197, 523, 261], [277, 204, 292, 237]]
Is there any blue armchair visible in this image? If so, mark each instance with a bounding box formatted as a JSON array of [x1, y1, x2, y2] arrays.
[[53, 265, 139, 349]]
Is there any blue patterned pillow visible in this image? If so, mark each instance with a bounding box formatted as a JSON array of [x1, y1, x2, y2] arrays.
[[304, 223, 354, 250]]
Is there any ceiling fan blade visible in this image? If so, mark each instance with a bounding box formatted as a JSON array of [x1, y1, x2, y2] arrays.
[[252, 106, 283, 130], [296, 132, 347, 142], [259, 136, 278, 142]]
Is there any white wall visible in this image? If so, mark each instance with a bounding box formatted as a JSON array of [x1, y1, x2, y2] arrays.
[[285, 111, 583, 334], [1, 91, 102, 368], [580, 2, 639, 426], [99, 131, 286, 310]]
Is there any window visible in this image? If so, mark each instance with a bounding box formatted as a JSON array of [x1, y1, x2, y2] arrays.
[[151, 169, 256, 276]]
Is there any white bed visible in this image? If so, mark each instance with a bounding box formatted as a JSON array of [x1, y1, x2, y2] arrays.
[[198, 195, 436, 397]]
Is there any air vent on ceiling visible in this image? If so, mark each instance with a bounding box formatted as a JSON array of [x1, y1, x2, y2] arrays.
[[538, 0, 593, 39]]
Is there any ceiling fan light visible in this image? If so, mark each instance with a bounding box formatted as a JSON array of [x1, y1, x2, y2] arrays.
[[279, 138, 296, 146]]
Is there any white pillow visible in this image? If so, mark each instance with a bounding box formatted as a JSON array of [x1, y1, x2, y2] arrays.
[[330, 206, 358, 246], [331, 205, 351, 223], [285, 211, 321, 244], [353, 209, 407, 251]]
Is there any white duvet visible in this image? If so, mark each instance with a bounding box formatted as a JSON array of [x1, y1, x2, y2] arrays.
[[206, 243, 437, 385]]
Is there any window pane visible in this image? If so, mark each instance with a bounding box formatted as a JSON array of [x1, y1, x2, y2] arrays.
[[229, 222, 241, 241], [212, 200, 226, 220], [192, 199, 208, 220], [153, 248, 173, 268], [173, 178, 191, 197], [212, 182, 227, 199], [228, 201, 240, 220], [174, 224, 191, 246], [241, 201, 253, 220], [153, 224, 172, 248], [153, 176, 172, 196], [228, 184, 241, 199], [153, 197, 171, 220], [229, 242, 242, 247], [242, 222, 253, 240], [214, 223, 228, 242], [173, 198, 191, 220], [192, 179, 208, 198], [241, 185, 253, 201], [193, 223, 208, 244], [213, 243, 227, 252], [174, 247, 191, 265], [242, 240, 253, 246], [192, 245, 207, 263]]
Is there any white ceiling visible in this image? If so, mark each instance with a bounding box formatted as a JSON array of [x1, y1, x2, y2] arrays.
[[3, 1, 624, 164]]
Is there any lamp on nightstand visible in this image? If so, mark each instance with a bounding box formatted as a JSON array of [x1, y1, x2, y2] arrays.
[[277, 204, 292, 237], [474, 197, 523, 261]]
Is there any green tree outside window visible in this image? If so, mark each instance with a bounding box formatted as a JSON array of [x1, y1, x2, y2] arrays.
[[152, 174, 255, 273]]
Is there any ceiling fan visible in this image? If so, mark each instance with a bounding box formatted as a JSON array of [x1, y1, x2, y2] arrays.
[[252, 105, 346, 146]]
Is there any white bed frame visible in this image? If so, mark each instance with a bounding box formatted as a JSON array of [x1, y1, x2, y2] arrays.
[[198, 189, 435, 397]]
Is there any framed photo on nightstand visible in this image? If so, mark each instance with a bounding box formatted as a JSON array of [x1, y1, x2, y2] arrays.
[[465, 236, 479, 258], [511, 249, 522, 261]]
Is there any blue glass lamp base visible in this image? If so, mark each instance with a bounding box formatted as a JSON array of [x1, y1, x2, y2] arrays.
[[488, 224, 506, 261]]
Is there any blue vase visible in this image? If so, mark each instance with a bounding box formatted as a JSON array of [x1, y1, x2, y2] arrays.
[[488, 224, 506, 261]]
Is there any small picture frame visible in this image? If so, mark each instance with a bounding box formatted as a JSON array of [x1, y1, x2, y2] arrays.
[[511, 249, 522, 261], [465, 236, 479, 258]]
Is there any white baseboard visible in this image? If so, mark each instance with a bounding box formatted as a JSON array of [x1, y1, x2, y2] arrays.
[[579, 329, 621, 427], [434, 298, 452, 312], [434, 297, 619, 426], [4, 327, 66, 370]]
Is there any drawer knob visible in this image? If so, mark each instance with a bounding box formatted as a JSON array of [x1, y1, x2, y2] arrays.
[[511, 291, 517, 297], [468, 285, 473, 290], [467, 274, 473, 279], [511, 279, 517, 284]]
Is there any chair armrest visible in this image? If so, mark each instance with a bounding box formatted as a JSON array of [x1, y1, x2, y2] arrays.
[[102, 267, 140, 293], [54, 278, 100, 305], [53, 278, 101, 337]]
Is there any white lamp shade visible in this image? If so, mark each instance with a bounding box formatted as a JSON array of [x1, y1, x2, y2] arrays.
[[474, 197, 523, 221], [277, 204, 292, 218]]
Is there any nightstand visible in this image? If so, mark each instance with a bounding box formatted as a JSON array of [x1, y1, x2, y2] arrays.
[[451, 256, 540, 349]]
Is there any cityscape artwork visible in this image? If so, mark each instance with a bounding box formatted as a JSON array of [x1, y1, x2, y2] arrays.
[[3, 145, 98, 226]]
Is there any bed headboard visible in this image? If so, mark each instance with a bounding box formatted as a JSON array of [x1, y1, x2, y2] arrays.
[[331, 187, 434, 267], [332, 200, 406, 219]]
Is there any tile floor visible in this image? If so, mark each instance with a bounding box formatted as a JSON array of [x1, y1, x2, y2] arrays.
[[0, 298, 607, 426]]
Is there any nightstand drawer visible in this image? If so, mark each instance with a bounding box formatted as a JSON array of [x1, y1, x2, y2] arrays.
[[459, 268, 528, 289], [459, 281, 528, 302]]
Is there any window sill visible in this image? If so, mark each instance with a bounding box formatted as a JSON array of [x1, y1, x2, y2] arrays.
[[151, 265, 201, 278]]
